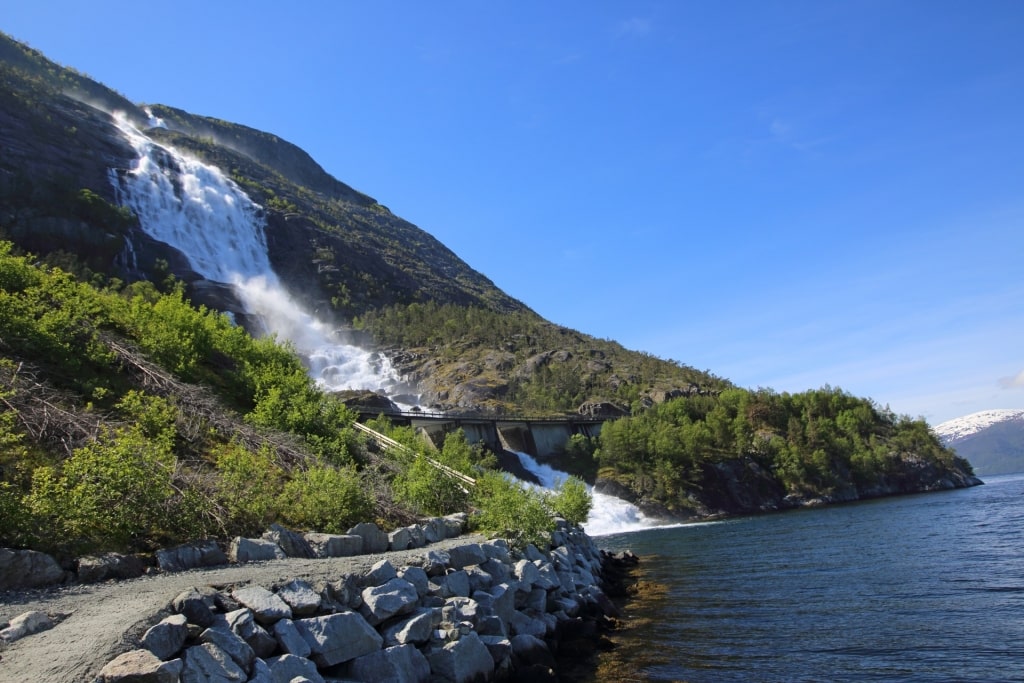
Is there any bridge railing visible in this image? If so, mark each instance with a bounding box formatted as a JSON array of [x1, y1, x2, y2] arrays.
[[351, 421, 476, 488], [351, 406, 615, 424]]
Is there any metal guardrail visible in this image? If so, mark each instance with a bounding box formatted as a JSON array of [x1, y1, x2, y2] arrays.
[[352, 421, 476, 488], [350, 407, 613, 423]]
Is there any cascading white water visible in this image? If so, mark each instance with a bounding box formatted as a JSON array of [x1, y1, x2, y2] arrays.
[[109, 114, 413, 399], [513, 451, 663, 537]]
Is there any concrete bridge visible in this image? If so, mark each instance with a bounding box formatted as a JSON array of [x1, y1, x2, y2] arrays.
[[353, 408, 610, 458]]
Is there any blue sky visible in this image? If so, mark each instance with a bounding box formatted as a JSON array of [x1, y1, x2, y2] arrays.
[[4, 1, 1023, 424]]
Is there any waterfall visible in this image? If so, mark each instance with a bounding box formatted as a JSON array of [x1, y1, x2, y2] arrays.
[[513, 451, 663, 537], [109, 114, 413, 399]]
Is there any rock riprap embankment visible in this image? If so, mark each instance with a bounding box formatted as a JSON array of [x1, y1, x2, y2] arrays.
[[2, 517, 622, 683]]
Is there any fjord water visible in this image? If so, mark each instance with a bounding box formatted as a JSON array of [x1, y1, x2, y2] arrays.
[[597, 473, 1024, 682]]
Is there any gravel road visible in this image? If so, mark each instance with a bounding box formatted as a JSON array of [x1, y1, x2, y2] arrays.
[[0, 534, 486, 683]]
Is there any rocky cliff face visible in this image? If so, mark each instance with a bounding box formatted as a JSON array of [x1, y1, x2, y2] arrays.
[[0, 32, 524, 324]]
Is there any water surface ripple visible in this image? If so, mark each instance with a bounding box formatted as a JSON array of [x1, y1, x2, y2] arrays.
[[600, 474, 1024, 682]]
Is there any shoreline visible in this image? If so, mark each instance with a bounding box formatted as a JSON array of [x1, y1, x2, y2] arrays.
[[1, 523, 631, 682]]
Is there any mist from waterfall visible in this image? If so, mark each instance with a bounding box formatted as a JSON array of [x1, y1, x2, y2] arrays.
[[109, 114, 412, 398], [512, 451, 664, 537]]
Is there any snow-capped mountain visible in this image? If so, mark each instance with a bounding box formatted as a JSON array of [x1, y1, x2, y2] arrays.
[[934, 409, 1024, 441], [934, 409, 1024, 476]]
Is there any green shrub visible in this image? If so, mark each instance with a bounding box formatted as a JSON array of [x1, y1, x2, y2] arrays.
[[470, 470, 554, 550], [214, 442, 284, 535], [25, 422, 176, 553], [278, 464, 372, 534], [548, 475, 592, 525]]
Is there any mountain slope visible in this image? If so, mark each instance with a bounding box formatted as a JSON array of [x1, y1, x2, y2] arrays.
[[935, 409, 1024, 476], [0, 31, 719, 414]]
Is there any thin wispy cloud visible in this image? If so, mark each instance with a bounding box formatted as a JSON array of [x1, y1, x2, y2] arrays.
[[999, 370, 1024, 389], [617, 17, 652, 38]]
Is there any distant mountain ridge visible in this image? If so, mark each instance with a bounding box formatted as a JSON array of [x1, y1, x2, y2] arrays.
[[935, 409, 1024, 476]]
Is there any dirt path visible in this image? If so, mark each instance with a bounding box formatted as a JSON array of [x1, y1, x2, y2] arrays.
[[0, 534, 485, 683]]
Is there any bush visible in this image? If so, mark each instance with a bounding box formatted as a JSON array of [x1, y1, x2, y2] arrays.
[[470, 470, 554, 550], [548, 475, 592, 525], [393, 429, 479, 516], [214, 442, 284, 535], [278, 465, 372, 534], [25, 422, 175, 553]]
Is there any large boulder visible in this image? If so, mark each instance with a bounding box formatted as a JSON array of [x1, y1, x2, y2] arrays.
[[262, 524, 314, 559], [348, 643, 431, 683], [0, 547, 66, 590], [77, 552, 145, 583], [232, 585, 292, 625], [295, 612, 383, 667], [304, 532, 362, 558], [265, 653, 325, 683], [155, 541, 227, 573], [347, 522, 388, 553], [180, 642, 247, 682], [98, 649, 182, 683], [228, 537, 286, 564], [426, 632, 495, 683], [360, 577, 420, 626], [141, 614, 189, 660], [275, 579, 321, 616]]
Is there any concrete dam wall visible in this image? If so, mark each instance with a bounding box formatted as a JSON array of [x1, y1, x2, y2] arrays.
[[408, 416, 604, 459]]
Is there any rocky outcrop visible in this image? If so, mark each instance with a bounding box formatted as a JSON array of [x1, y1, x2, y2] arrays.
[[94, 520, 618, 683]]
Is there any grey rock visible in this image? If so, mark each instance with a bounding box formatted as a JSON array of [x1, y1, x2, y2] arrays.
[[479, 635, 512, 667], [303, 532, 362, 558], [465, 565, 495, 593], [294, 612, 383, 667], [513, 559, 540, 587], [98, 649, 182, 682], [510, 633, 556, 670], [360, 577, 419, 625], [272, 619, 311, 657], [347, 522, 388, 554], [232, 585, 293, 625], [228, 537, 286, 564], [155, 541, 227, 573], [442, 513, 468, 537], [248, 658, 272, 683], [509, 610, 547, 638], [432, 569, 470, 599], [418, 549, 450, 577], [388, 527, 413, 551], [0, 547, 66, 590], [421, 518, 446, 544], [181, 642, 247, 682], [426, 632, 494, 683], [348, 643, 430, 683], [381, 607, 436, 647], [0, 610, 54, 643], [266, 654, 325, 683], [262, 524, 314, 559], [141, 614, 189, 660], [480, 539, 511, 563], [447, 543, 486, 569], [77, 552, 144, 583], [275, 579, 320, 616], [397, 565, 430, 597], [441, 597, 480, 628], [363, 558, 397, 586], [172, 587, 215, 627], [199, 626, 255, 673]]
